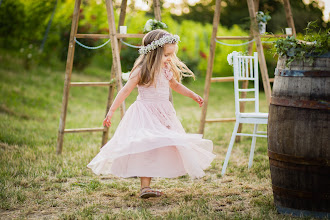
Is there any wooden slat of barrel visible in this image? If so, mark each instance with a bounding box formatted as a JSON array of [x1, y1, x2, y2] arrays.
[[268, 53, 330, 218]]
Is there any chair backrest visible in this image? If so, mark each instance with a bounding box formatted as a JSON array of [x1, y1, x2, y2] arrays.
[[232, 52, 259, 115]]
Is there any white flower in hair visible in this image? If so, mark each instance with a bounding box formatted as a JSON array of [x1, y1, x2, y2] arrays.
[[139, 34, 180, 55]]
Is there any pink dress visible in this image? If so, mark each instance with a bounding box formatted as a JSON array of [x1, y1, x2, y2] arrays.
[[87, 69, 215, 179]]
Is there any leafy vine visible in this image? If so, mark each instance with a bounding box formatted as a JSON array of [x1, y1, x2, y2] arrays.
[[273, 22, 329, 65]]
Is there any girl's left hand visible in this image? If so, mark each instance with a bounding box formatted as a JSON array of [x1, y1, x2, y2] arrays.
[[103, 113, 113, 127], [193, 94, 204, 107]]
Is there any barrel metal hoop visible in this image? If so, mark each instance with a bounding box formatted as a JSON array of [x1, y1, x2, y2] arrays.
[[272, 184, 330, 200], [276, 205, 330, 218], [268, 149, 330, 166], [269, 158, 330, 175], [275, 68, 330, 77], [270, 97, 330, 110]]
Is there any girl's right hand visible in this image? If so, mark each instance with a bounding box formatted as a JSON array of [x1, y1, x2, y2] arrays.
[[193, 93, 204, 107], [103, 113, 112, 127]]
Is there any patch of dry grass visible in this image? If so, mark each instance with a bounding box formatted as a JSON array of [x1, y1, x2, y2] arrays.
[[0, 139, 303, 220]]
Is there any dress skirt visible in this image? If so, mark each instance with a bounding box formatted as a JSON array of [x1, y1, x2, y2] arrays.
[[87, 98, 215, 179]]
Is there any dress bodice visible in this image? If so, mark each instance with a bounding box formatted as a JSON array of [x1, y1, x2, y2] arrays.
[[137, 69, 173, 102]]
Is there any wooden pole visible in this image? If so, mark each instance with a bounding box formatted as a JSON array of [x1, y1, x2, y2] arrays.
[[118, 0, 127, 27], [199, 0, 222, 134], [283, 0, 296, 37], [56, 0, 81, 155], [101, 73, 116, 146], [236, 0, 259, 142], [65, 128, 106, 133], [153, 0, 162, 20], [75, 33, 144, 39], [216, 35, 288, 40], [105, 0, 125, 117], [247, 0, 271, 104], [206, 118, 236, 123], [102, 0, 128, 146], [254, 0, 260, 11], [211, 77, 234, 82], [70, 82, 114, 87], [248, 0, 259, 54]]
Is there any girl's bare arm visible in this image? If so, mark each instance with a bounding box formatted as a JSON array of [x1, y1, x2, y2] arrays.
[[103, 69, 140, 127], [169, 78, 204, 107]]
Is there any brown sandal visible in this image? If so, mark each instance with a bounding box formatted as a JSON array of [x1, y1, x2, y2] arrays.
[[139, 187, 163, 199]]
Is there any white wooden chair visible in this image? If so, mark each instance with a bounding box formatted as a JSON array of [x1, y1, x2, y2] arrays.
[[221, 52, 268, 175]]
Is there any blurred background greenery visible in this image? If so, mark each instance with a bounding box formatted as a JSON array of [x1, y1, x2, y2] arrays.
[[0, 0, 328, 78], [0, 2, 328, 217]]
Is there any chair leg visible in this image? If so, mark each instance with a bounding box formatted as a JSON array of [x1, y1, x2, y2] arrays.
[[248, 124, 258, 169], [221, 121, 240, 176]]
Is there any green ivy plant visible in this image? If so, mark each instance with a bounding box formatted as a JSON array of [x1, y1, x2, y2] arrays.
[[273, 22, 329, 65]]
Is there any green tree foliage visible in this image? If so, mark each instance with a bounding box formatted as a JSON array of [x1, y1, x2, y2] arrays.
[[3, 0, 323, 77], [262, 0, 327, 34], [0, 0, 57, 49], [0, 0, 250, 75], [172, 0, 328, 33], [0, 0, 26, 49]]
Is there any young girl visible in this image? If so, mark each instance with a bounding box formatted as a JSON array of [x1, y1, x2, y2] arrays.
[[87, 29, 215, 199]]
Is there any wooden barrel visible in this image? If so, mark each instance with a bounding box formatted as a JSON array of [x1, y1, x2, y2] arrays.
[[268, 53, 330, 218]]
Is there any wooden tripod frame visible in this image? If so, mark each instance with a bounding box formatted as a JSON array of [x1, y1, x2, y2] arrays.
[[198, 0, 296, 135], [56, 0, 162, 154]]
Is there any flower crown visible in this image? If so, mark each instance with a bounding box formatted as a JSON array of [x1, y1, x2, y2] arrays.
[[138, 34, 180, 55]]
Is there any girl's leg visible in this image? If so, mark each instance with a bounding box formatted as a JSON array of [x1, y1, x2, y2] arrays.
[[139, 177, 163, 198], [140, 177, 151, 188]]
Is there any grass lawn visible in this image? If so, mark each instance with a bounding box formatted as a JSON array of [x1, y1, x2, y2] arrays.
[[0, 55, 313, 219]]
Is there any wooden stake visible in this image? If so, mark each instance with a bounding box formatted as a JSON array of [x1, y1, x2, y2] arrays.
[[206, 118, 236, 123], [65, 128, 106, 133], [75, 33, 145, 39], [247, 0, 271, 104], [199, 0, 222, 134], [102, 0, 128, 146], [117, 34, 145, 38], [56, 0, 81, 155], [254, 0, 260, 10], [119, 0, 127, 28], [70, 82, 114, 87], [101, 73, 116, 146], [105, 0, 125, 117], [153, 0, 162, 20], [283, 0, 296, 37], [211, 77, 234, 82]]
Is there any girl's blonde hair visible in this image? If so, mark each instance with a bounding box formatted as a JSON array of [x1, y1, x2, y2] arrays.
[[131, 29, 194, 86]]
